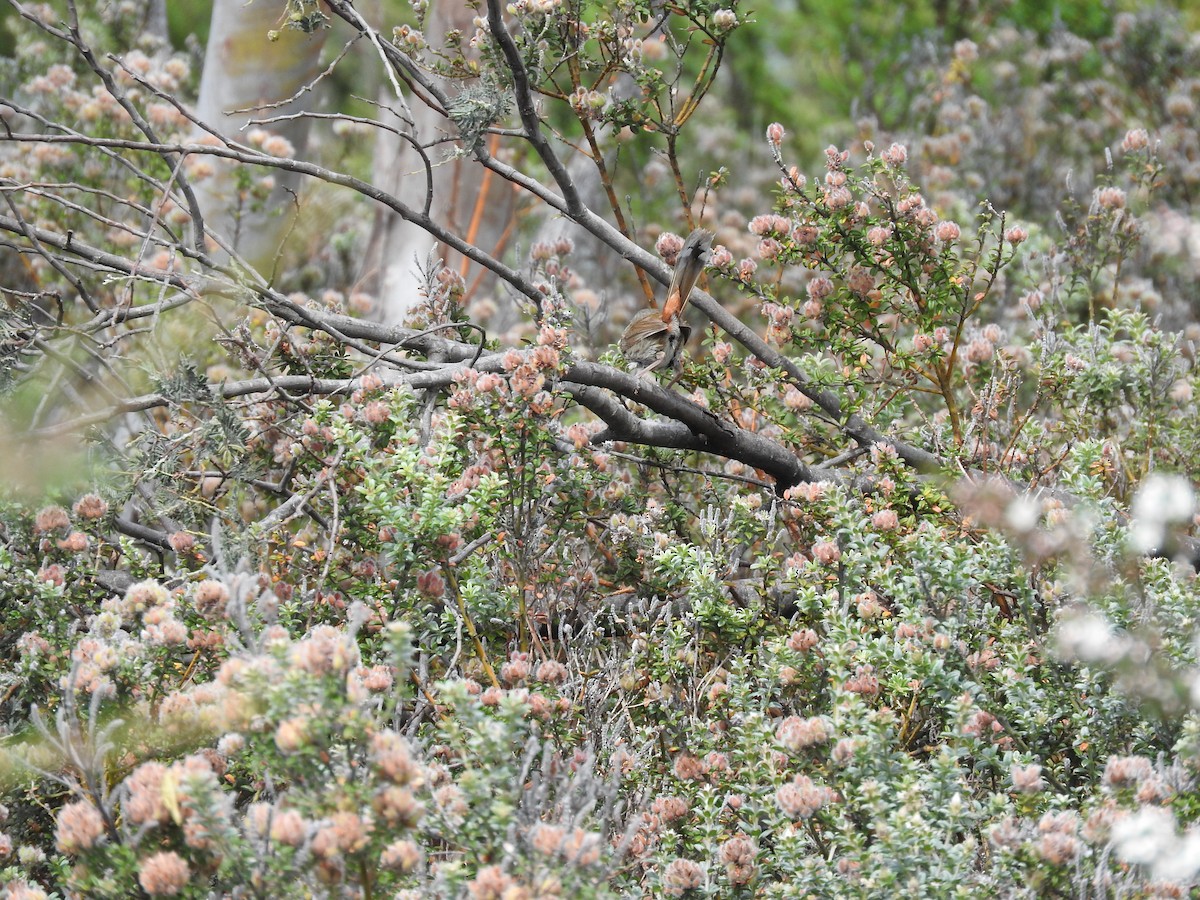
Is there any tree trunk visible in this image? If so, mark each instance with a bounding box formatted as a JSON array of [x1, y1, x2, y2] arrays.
[[364, 1, 516, 323], [193, 0, 328, 268]]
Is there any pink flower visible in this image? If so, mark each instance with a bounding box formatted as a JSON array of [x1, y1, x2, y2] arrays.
[[122, 580, 169, 616], [719, 835, 757, 885], [953, 39, 978, 61], [124, 762, 169, 826], [1004, 226, 1028, 245], [673, 753, 708, 781], [564, 422, 591, 450], [812, 540, 840, 564], [844, 665, 879, 697], [662, 858, 705, 895], [650, 795, 689, 822], [275, 717, 308, 753], [712, 8, 738, 31], [361, 400, 390, 424], [73, 493, 109, 520], [535, 660, 568, 684], [261, 807, 305, 846], [1121, 128, 1149, 152], [847, 267, 875, 296], [1102, 754, 1151, 789], [655, 232, 684, 264], [872, 509, 899, 531], [807, 277, 834, 301], [500, 652, 531, 685], [55, 799, 107, 854], [260, 134, 295, 159], [766, 122, 785, 147], [1035, 832, 1080, 865], [509, 364, 545, 398], [867, 225, 892, 246], [328, 811, 370, 853], [193, 580, 230, 620], [832, 738, 858, 763], [531, 344, 560, 370], [935, 220, 961, 242], [2, 881, 49, 900], [786, 628, 818, 652], [1095, 186, 1126, 210], [33, 505, 70, 534], [824, 186, 852, 209], [748, 214, 776, 235], [914, 207, 939, 228], [417, 569, 445, 598], [1011, 763, 1046, 794], [965, 337, 994, 363], [531, 822, 565, 856], [138, 851, 190, 896], [56, 531, 88, 552], [360, 664, 394, 692], [290, 625, 359, 675], [381, 838, 422, 872], [467, 864, 517, 900], [784, 387, 812, 411], [776, 715, 830, 751], [480, 686, 503, 706], [757, 237, 781, 260], [855, 590, 884, 618], [793, 224, 818, 245], [776, 775, 837, 818], [882, 142, 908, 166], [372, 730, 422, 785]]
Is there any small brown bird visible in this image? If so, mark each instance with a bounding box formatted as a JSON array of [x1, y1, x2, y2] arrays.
[[619, 228, 713, 377]]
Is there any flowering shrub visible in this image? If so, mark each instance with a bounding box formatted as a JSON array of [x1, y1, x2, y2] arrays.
[[2, 0, 1200, 898]]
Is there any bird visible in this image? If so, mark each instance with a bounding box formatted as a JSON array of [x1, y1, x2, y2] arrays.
[[619, 228, 713, 378]]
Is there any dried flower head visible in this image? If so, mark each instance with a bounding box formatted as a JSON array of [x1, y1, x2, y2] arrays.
[[72, 493, 109, 520], [33, 505, 70, 534]]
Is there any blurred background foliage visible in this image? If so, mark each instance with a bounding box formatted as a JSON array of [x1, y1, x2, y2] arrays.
[[134, 0, 1200, 169]]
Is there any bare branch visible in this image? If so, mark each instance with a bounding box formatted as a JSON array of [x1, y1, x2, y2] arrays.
[[484, 0, 583, 214]]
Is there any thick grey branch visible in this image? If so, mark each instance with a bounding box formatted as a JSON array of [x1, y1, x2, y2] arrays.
[[563, 375, 819, 491]]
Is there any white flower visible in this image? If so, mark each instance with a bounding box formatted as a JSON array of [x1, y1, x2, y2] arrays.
[[1005, 495, 1041, 532], [1112, 806, 1177, 865], [1111, 807, 1200, 881], [1157, 827, 1200, 881], [1129, 473, 1195, 553], [1055, 612, 1126, 664], [712, 8, 738, 30]]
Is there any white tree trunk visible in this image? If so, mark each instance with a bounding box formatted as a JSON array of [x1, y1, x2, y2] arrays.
[[364, 2, 516, 324], [193, 0, 328, 268]]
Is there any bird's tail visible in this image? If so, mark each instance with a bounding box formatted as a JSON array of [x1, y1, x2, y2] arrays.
[[661, 228, 714, 322]]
